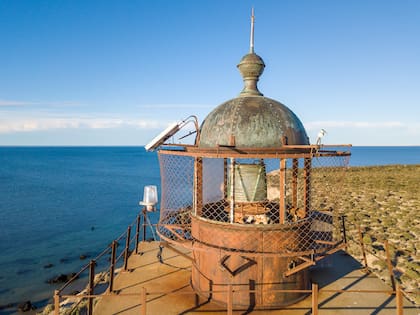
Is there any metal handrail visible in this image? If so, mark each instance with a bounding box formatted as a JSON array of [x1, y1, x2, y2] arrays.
[[54, 283, 413, 315], [52, 213, 418, 315], [55, 212, 146, 295], [57, 261, 91, 292]]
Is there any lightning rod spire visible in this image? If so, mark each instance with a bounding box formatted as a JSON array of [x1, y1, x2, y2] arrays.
[[250, 8, 255, 53]]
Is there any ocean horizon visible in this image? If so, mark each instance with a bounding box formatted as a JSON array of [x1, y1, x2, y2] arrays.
[[0, 146, 419, 313]]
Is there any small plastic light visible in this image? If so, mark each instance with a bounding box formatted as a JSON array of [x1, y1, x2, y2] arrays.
[[140, 185, 158, 211]]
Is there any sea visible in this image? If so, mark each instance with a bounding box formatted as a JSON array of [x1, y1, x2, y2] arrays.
[[0, 146, 419, 313]]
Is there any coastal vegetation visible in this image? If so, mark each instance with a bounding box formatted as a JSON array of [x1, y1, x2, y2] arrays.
[[316, 164, 420, 304]]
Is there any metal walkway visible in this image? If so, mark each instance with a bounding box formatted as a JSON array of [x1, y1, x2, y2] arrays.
[[93, 241, 418, 315]]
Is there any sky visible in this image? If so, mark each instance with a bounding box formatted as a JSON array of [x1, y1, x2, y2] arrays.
[[0, 0, 419, 146]]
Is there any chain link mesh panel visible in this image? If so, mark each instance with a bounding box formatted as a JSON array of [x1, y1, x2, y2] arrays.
[[157, 154, 194, 241], [157, 147, 350, 261], [311, 147, 351, 248]]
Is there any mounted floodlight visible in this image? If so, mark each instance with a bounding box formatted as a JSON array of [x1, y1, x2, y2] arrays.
[[144, 116, 199, 151], [316, 129, 327, 145], [139, 185, 158, 211]]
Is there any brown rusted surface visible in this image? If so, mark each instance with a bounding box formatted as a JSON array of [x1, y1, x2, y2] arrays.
[[193, 157, 203, 215], [303, 158, 311, 213], [292, 158, 298, 209], [156, 141, 351, 309], [279, 159, 287, 224], [157, 146, 351, 159], [191, 215, 310, 307]]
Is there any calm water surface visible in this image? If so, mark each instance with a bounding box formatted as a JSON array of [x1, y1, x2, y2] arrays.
[[0, 147, 159, 311]]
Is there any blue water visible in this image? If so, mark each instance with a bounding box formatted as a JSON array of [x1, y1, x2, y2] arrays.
[[0, 146, 418, 311], [349, 146, 420, 166], [0, 147, 160, 311]]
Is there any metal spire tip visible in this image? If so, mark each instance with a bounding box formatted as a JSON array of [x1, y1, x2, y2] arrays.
[[250, 7, 255, 54]]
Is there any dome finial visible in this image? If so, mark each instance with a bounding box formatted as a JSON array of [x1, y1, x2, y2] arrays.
[[237, 8, 265, 96], [250, 7, 255, 53]]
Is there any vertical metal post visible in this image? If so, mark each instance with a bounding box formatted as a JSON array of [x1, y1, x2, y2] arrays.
[[227, 284, 233, 315], [396, 283, 403, 315], [229, 158, 235, 224], [384, 240, 396, 291], [123, 226, 132, 271], [292, 158, 298, 209], [142, 208, 147, 241], [141, 287, 147, 315], [303, 158, 311, 213], [358, 226, 368, 271], [194, 157, 203, 217], [223, 159, 228, 199], [53, 290, 60, 315], [312, 283, 319, 315], [135, 214, 141, 254], [279, 158, 287, 224], [341, 215, 347, 245], [87, 260, 95, 315], [109, 241, 117, 293]]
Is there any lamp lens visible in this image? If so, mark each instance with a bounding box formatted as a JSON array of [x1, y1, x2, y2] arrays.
[[143, 185, 158, 205]]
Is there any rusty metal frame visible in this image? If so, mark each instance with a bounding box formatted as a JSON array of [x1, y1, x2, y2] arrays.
[[303, 158, 311, 213], [193, 157, 203, 216], [292, 158, 299, 209], [160, 240, 194, 262], [51, 212, 417, 314], [158, 144, 351, 159], [283, 255, 315, 277], [279, 158, 287, 224], [157, 143, 352, 308], [219, 255, 257, 277]]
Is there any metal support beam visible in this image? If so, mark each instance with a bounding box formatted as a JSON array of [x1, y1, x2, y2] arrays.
[[312, 283, 319, 315], [87, 260, 95, 315], [292, 158, 298, 209], [279, 158, 287, 224], [303, 158, 311, 213], [194, 157, 203, 216], [229, 158, 235, 224]]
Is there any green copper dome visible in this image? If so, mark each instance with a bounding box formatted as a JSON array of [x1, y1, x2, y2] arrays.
[[197, 51, 309, 148], [198, 95, 308, 148]]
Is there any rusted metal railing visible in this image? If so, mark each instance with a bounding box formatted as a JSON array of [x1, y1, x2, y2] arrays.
[[54, 279, 412, 315], [52, 213, 418, 315], [53, 210, 152, 315], [358, 225, 369, 271], [344, 219, 418, 309], [87, 260, 95, 315], [312, 283, 319, 315]]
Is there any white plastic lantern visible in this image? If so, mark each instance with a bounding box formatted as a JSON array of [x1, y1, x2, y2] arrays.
[[140, 185, 158, 211]]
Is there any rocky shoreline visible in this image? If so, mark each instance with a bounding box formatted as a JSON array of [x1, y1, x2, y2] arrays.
[[0, 254, 92, 315]]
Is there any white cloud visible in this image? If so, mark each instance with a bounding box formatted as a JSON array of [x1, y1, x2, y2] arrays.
[[0, 100, 35, 106], [305, 121, 405, 131], [0, 99, 82, 107], [139, 103, 212, 109], [0, 117, 166, 134]]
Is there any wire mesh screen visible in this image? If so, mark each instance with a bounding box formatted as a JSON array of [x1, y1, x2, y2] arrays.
[[311, 148, 351, 245], [157, 147, 350, 259], [157, 153, 194, 241]]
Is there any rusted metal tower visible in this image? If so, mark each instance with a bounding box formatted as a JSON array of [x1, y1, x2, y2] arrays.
[[150, 11, 351, 309]]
